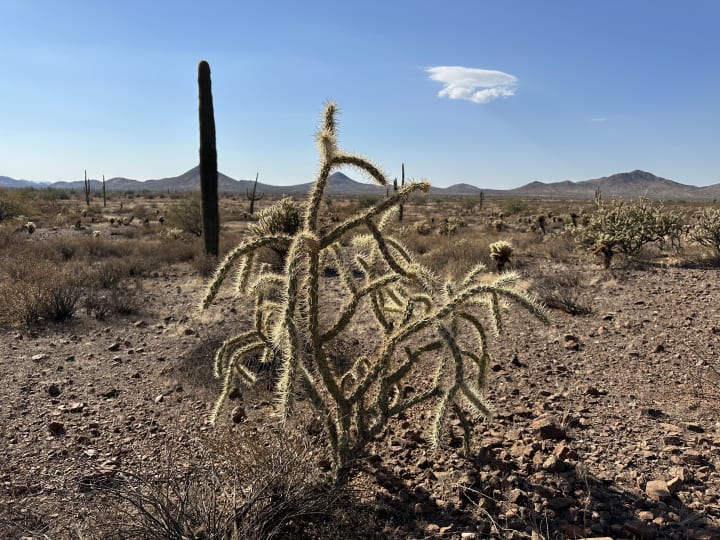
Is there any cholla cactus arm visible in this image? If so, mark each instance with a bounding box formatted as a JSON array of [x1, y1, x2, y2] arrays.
[[321, 181, 430, 249], [321, 274, 402, 342], [328, 243, 358, 295], [233, 252, 255, 295], [365, 219, 415, 278], [452, 404, 473, 456], [330, 153, 387, 187], [213, 331, 258, 377], [201, 235, 292, 309], [210, 342, 263, 424]]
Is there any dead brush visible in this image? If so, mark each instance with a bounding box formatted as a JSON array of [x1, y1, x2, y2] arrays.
[[530, 270, 592, 315], [90, 429, 368, 540]]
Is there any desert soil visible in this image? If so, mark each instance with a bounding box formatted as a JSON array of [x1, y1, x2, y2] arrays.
[[1, 260, 720, 539]]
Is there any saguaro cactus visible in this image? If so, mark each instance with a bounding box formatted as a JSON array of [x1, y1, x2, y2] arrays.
[[102, 174, 107, 208], [201, 103, 547, 481], [83, 170, 91, 207], [198, 60, 220, 257], [246, 172, 264, 215], [399, 163, 405, 222]]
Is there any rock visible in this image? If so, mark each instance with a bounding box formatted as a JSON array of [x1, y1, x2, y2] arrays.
[[563, 335, 580, 350], [48, 421, 65, 436], [107, 342, 121, 351], [547, 497, 574, 511], [667, 476, 683, 493], [31, 353, 48, 361], [553, 441, 578, 460], [47, 384, 61, 397], [682, 450, 706, 465], [507, 488, 528, 505], [531, 417, 567, 440], [154, 394, 164, 404], [623, 519, 657, 539], [231, 406, 246, 423], [662, 434, 684, 446], [645, 480, 672, 502], [542, 455, 565, 473], [100, 388, 119, 398], [638, 510, 654, 521]]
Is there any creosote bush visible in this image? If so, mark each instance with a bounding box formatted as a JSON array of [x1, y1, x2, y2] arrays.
[[201, 103, 548, 481]]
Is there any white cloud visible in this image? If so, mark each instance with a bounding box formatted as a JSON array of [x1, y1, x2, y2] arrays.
[[427, 66, 518, 104], [590, 117, 607, 123]]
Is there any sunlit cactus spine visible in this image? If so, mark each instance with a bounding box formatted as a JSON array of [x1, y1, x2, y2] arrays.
[[246, 172, 264, 215], [201, 103, 547, 481], [198, 60, 220, 257]]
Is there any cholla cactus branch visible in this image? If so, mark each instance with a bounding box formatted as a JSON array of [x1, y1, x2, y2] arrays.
[[201, 103, 547, 480], [321, 181, 429, 249]]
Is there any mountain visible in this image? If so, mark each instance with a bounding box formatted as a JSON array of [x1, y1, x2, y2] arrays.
[[3, 167, 720, 200], [501, 170, 720, 200], [0, 176, 48, 188]]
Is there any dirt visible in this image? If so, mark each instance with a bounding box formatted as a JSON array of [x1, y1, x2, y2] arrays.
[[2, 255, 720, 538]]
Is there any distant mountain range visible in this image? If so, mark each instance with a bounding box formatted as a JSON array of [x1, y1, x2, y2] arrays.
[[2, 167, 719, 200]]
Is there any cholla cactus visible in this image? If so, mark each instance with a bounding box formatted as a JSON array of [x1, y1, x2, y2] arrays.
[[577, 194, 684, 268], [690, 206, 720, 255], [201, 103, 547, 480], [489, 240, 513, 272]]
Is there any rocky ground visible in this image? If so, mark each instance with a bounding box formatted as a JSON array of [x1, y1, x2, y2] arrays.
[[1, 260, 720, 539]]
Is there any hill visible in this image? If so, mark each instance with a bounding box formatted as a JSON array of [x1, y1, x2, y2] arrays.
[[3, 167, 720, 200]]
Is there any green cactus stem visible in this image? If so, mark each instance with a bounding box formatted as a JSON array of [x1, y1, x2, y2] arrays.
[[198, 60, 219, 257]]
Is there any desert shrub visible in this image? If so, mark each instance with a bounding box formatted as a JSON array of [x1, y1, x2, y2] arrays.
[[501, 197, 527, 216], [166, 195, 203, 235], [201, 103, 547, 481], [531, 270, 592, 315], [355, 194, 380, 209], [0, 189, 33, 221], [2, 259, 84, 324], [690, 206, 720, 255], [578, 195, 684, 268], [94, 429, 355, 540], [489, 240, 513, 272]]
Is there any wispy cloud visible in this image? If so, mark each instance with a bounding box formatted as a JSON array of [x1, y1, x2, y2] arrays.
[[590, 117, 607, 123], [426, 66, 518, 104]]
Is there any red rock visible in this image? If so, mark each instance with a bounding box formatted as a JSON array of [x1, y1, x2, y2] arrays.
[[531, 417, 567, 440]]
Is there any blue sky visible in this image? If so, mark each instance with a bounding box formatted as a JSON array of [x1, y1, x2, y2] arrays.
[[1, 1, 719, 188]]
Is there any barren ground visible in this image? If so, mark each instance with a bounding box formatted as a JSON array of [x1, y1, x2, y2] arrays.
[[1, 200, 720, 540]]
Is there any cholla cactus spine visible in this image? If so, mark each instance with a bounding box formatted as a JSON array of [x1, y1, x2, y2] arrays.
[[201, 103, 547, 481]]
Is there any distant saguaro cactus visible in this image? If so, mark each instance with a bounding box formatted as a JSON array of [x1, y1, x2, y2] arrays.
[[198, 60, 220, 257], [102, 174, 107, 208], [246, 172, 264, 215], [201, 103, 547, 481], [399, 163, 405, 222], [83, 170, 91, 207]]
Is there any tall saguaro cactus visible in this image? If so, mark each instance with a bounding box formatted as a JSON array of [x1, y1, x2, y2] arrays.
[[83, 170, 91, 207], [102, 174, 107, 208], [246, 172, 264, 215], [201, 103, 547, 481], [198, 60, 220, 257]]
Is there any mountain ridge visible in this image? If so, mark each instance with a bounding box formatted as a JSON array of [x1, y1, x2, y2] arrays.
[[2, 167, 719, 200]]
